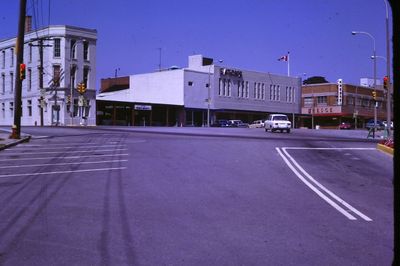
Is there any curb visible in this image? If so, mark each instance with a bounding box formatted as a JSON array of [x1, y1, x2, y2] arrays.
[[0, 135, 31, 151], [376, 143, 394, 156]]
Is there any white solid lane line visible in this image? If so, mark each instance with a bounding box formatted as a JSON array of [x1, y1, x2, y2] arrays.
[[0, 160, 128, 169], [0, 153, 129, 162], [281, 148, 372, 222], [0, 167, 127, 178], [276, 148, 358, 221]]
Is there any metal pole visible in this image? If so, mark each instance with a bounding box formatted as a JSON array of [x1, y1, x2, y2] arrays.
[[207, 65, 211, 127], [39, 39, 44, 126], [373, 47, 377, 139], [384, 0, 391, 137], [10, 0, 27, 139]]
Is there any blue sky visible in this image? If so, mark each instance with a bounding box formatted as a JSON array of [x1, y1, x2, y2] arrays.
[[0, 0, 393, 88]]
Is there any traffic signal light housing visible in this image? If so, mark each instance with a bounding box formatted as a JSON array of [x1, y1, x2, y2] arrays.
[[372, 90, 377, 100], [77, 83, 86, 94], [19, 63, 26, 80], [383, 76, 388, 90]]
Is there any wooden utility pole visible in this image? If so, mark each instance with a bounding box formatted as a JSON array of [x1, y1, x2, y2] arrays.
[[10, 0, 27, 139]]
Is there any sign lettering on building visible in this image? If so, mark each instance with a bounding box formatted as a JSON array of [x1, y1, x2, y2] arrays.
[[337, 79, 343, 105], [134, 104, 152, 111], [220, 68, 242, 78]]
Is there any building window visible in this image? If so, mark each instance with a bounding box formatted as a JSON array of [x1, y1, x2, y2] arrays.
[[10, 72, 14, 93], [1, 73, 5, 94], [53, 38, 61, 58], [83, 67, 89, 88], [70, 40, 77, 59], [27, 99, 32, 116], [29, 43, 33, 63], [10, 48, 14, 67], [83, 41, 89, 61], [9, 102, 14, 117], [304, 97, 313, 106], [27, 68, 32, 91], [1, 102, 5, 118], [261, 83, 265, 100], [1, 50, 5, 68], [53, 65, 61, 87], [218, 78, 223, 96], [227, 79, 231, 96], [317, 96, 327, 105], [188, 81, 193, 86]]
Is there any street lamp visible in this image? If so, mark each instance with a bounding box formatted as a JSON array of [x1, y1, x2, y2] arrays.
[[383, 0, 391, 137], [69, 39, 86, 126], [352, 31, 377, 138], [207, 59, 223, 127]]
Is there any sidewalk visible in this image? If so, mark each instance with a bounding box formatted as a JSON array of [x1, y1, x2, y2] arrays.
[[0, 130, 31, 151]]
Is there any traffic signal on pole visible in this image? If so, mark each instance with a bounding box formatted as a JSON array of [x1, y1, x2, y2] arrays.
[[383, 76, 388, 90], [19, 63, 26, 80], [77, 83, 86, 94], [372, 90, 377, 100], [67, 95, 71, 104]]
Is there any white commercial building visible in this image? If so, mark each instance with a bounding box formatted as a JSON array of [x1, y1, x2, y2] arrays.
[[0, 24, 97, 126], [97, 55, 302, 127]]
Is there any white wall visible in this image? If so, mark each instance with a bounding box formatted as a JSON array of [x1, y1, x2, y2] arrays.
[[130, 70, 184, 105]]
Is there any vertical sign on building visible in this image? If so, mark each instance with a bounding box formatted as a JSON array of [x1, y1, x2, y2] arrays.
[[337, 79, 343, 105]]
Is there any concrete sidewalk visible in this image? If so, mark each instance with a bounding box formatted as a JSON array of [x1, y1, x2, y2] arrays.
[[0, 130, 31, 151]]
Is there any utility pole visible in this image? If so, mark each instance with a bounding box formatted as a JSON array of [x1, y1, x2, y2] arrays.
[[30, 38, 51, 126], [158, 47, 162, 71], [10, 0, 27, 139]]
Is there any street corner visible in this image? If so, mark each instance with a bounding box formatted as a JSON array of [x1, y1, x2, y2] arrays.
[[0, 133, 31, 151], [376, 143, 394, 156]]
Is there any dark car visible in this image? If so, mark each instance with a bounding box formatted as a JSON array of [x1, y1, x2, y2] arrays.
[[365, 120, 385, 130], [211, 119, 229, 127], [227, 120, 249, 128], [339, 122, 352, 130]]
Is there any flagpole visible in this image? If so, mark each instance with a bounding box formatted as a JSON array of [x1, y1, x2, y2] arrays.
[[287, 52, 290, 76]]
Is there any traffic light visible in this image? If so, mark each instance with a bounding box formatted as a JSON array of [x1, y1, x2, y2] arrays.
[[383, 76, 388, 90], [372, 90, 377, 100], [77, 83, 86, 94], [66, 95, 71, 104], [19, 63, 26, 80]]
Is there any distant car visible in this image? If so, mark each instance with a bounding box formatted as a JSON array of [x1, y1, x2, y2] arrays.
[[264, 114, 291, 133], [365, 119, 385, 130], [227, 120, 249, 128], [249, 120, 265, 128], [339, 122, 352, 130], [211, 119, 229, 127]]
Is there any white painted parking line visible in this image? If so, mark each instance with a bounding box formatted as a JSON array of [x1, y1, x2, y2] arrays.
[[0, 153, 129, 162], [0, 159, 128, 169], [5, 144, 126, 151], [0, 148, 128, 155], [276, 147, 373, 221], [0, 167, 127, 178]]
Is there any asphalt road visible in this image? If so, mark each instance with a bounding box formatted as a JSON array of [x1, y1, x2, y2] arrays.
[[0, 126, 394, 265]]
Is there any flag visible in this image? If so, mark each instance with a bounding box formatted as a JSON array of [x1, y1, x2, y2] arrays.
[[278, 55, 288, 61]]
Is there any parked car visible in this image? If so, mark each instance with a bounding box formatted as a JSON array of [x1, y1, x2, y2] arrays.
[[339, 122, 352, 130], [249, 120, 265, 128], [264, 114, 291, 133], [211, 119, 229, 127], [365, 119, 385, 130], [227, 120, 249, 128]]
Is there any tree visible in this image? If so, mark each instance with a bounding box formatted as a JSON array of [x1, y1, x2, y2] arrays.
[[303, 76, 329, 85]]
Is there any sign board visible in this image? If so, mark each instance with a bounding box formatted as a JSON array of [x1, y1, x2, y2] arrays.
[[134, 104, 152, 111], [337, 79, 343, 105], [78, 95, 84, 107]]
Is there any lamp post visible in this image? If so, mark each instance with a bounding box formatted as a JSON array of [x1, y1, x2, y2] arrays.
[[383, 0, 391, 137], [352, 31, 377, 138], [207, 59, 223, 127], [69, 39, 85, 126]]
